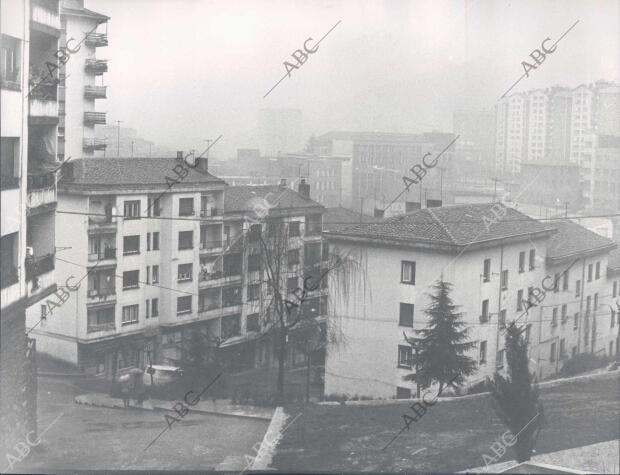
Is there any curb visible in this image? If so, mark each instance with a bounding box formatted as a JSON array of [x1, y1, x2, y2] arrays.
[[74, 395, 273, 421]]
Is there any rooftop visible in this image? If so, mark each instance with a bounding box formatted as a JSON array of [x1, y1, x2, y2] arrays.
[[325, 203, 555, 251], [224, 185, 324, 215], [59, 157, 226, 193], [546, 219, 617, 262], [323, 206, 382, 232]]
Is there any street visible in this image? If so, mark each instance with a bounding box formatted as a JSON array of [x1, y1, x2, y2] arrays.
[[10, 376, 269, 472]]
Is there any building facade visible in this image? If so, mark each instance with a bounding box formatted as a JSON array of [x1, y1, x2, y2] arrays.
[[323, 204, 617, 399], [58, 0, 109, 161], [1, 0, 59, 453]]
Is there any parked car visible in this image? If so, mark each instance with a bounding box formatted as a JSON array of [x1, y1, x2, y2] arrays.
[[143, 365, 183, 386]]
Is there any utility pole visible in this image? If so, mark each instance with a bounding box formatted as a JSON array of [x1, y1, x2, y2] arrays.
[[115, 120, 123, 157]]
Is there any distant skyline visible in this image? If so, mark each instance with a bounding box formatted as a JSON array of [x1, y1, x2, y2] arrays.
[[89, 0, 619, 159]]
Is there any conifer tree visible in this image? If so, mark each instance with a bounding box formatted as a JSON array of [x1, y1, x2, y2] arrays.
[[404, 280, 477, 393]]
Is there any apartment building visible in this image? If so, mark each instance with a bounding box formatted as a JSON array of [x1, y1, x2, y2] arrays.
[[26, 156, 224, 379], [312, 131, 456, 212], [322, 204, 617, 399], [587, 134, 620, 212], [495, 81, 620, 175], [58, 0, 109, 161], [1, 0, 59, 453]]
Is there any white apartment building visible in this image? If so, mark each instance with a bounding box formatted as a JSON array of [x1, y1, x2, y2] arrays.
[[323, 204, 618, 399], [1, 0, 59, 453], [27, 156, 327, 379], [495, 93, 527, 175], [58, 0, 109, 161]]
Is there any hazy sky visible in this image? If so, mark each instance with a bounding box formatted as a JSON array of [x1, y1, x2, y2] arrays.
[[88, 0, 619, 158]]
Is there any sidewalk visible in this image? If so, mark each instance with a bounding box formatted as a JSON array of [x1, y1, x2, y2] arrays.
[[74, 392, 274, 421]]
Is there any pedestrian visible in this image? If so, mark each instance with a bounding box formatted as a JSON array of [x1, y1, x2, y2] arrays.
[[119, 374, 131, 408]]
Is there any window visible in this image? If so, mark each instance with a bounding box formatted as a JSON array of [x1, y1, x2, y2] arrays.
[[179, 197, 194, 216], [563, 271, 569, 291], [517, 289, 524, 311], [249, 224, 261, 241], [588, 263, 593, 282], [551, 307, 558, 327], [122, 305, 139, 325], [398, 345, 412, 368], [152, 298, 159, 317], [575, 280, 581, 297], [594, 293, 598, 310], [147, 196, 161, 217], [152, 265, 159, 284], [483, 259, 491, 282], [153, 232, 160, 250], [396, 387, 412, 399], [560, 339, 566, 359], [399, 303, 414, 327], [1, 35, 21, 87], [497, 349, 505, 368], [287, 277, 298, 293], [223, 253, 242, 276], [479, 341, 487, 364], [289, 221, 301, 237], [178, 231, 193, 250], [499, 309, 507, 328], [247, 313, 260, 332], [122, 270, 139, 290], [178, 263, 193, 282], [147, 233, 151, 251], [550, 342, 556, 362], [177, 296, 192, 314], [222, 285, 242, 307], [401, 261, 416, 284], [518, 251, 525, 273], [287, 249, 299, 267], [529, 249, 536, 270], [595, 262, 600, 279], [123, 235, 140, 255], [124, 200, 140, 219], [1, 138, 19, 188], [222, 314, 241, 339], [525, 324, 531, 343], [561, 304, 567, 323], [146, 265, 151, 284], [247, 253, 261, 272], [248, 284, 260, 301], [146, 299, 150, 318], [574, 312, 579, 330], [481, 299, 489, 322], [501, 270, 508, 290]]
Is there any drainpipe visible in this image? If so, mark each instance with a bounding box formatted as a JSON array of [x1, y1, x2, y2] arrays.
[[494, 245, 504, 372], [577, 258, 586, 353]]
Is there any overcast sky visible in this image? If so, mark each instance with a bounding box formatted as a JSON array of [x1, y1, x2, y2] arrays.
[[88, 0, 619, 158]]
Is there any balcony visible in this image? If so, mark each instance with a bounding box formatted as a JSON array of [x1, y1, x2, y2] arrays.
[[88, 247, 116, 262], [84, 85, 107, 99], [84, 111, 106, 125], [25, 253, 55, 281], [27, 173, 56, 210], [199, 241, 223, 254], [31, 4, 61, 32], [88, 215, 117, 234], [87, 287, 116, 305], [29, 97, 58, 120], [200, 206, 220, 218], [85, 33, 108, 47], [87, 322, 115, 333], [83, 138, 108, 151], [85, 59, 108, 75]]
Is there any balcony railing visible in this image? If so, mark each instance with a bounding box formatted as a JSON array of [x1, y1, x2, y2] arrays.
[[199, 301, 220, 313], [27, 172, 55, 191], [29, 98, 58, 118], [28, 82, 57, 102], [84, 85, 107, 99], [84, 111, 106, 125], [87, 321, 115, 333], [88, 247, 116, 261], [25, 253, 55, 281], [27, 185, 57, 209], [83, 138, 108, 151], [200, 207, 219, 217], [87, 287, 116, 298], [200, 241, 222, 251], [85, 33, 108, 47], [85, 59, 108, 75], [31, 4, 61, 30]]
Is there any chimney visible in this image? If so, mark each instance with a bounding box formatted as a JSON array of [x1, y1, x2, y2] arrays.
[[279, 178, 287, 188], [176, 151, 184, 160], [298, 178, 310, 198], [198, 157, 209, 173]]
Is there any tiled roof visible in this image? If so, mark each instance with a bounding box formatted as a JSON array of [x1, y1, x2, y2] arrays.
[[60, 157, 226, 190], [323, 206, 382, 232], [325, 203, 555, 248], [546, 220, 617, 260], [224, 185, 323, 214]]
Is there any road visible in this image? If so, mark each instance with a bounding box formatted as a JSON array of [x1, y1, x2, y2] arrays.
[[9, 376, 269, 472]]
